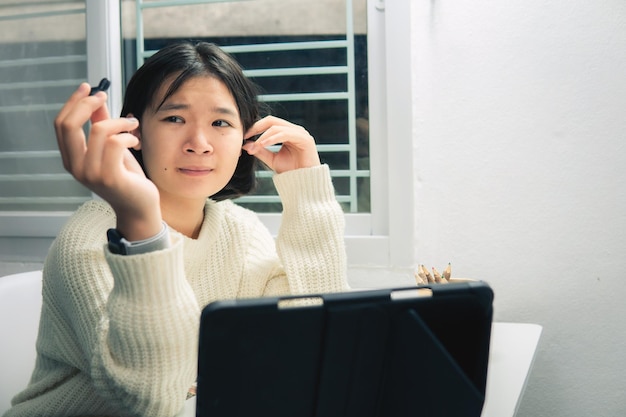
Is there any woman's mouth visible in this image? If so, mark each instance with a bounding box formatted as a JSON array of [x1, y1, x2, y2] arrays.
[[178, 167, 213, 176]]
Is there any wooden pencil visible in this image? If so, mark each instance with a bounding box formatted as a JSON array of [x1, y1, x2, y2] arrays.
[[443, 263, 452, 281], [432, 266, 442, 283], [420, 264, 434, 283], [415, 270, 427, 285]]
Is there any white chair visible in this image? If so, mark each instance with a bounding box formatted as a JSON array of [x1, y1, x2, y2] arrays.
[[0, 270, 43, 414]]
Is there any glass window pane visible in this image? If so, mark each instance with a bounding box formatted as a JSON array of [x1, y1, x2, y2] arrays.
[[0, 1, 89, 212], [121, 0, 370, 213]]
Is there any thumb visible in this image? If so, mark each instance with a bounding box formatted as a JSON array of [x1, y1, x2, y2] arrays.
[[90, 96, 111, 124], [243, 144, 275, 171]]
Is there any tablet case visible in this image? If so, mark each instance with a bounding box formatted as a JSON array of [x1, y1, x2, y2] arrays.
[[196, 281, 493, 417]]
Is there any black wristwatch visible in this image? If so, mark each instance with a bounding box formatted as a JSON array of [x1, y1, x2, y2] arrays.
[[106, 223, 170, 255]]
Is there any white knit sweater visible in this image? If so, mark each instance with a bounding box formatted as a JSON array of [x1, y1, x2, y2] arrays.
[[4, 165, 348, 417]]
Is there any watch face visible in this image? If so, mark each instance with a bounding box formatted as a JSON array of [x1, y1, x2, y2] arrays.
[[106, 228, 127, 255]]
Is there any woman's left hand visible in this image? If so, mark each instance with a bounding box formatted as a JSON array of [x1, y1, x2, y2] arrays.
[[242, 116, 320, 174]]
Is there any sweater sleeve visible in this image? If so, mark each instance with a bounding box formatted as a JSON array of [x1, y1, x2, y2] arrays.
[[266, 164, 350, 296], [97, 235, 199, 416], [44, 202, 199, 417]]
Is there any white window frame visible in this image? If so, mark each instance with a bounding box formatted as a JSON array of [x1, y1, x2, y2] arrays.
[[0, 0, 415, 273]]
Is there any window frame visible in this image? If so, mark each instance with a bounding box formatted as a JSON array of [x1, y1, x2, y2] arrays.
[[0, 0, 415, 273]]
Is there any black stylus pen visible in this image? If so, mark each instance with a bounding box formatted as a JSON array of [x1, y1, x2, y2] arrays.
[[89, 78, 111, 95]]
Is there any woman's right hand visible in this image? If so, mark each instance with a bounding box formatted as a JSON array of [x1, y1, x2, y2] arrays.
[[54, 83, 163, 241]]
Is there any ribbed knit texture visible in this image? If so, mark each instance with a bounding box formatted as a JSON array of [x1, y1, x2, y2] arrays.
[[4, 164, 348, 417]]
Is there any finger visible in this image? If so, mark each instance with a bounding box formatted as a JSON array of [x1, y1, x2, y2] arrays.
[[90, 95, 111, 124], [59, 89, 110, 133], [54, 83, 90, 128], [244, 115, 297, 139], [255, 127, 288, 148], [54, 83, 91, 168], [122, 146, 143, 173], [258, 126, 313, 149], [243, 143, 276, 170], [83, 118, 140, 178], [55, 92, 110, 173], [82, 133, 140, 189], [98, 133, 142, 184]]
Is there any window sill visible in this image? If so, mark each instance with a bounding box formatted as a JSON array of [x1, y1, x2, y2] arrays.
[[0, 212, 408, 272]]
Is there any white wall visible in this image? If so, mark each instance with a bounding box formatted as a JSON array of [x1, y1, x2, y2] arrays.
[[410, 1, 626, 416]]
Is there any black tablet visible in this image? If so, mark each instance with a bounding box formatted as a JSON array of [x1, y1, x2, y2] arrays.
[[196, 281, 493, 417]]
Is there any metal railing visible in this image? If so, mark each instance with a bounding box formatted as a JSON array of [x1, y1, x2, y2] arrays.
[[133, 0, 367, 212]]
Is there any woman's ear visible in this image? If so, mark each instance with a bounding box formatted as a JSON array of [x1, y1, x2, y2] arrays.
[[127, 113, 142, 150]]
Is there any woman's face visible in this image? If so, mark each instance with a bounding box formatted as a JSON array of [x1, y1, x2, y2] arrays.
[[135, 75, 244, 205]]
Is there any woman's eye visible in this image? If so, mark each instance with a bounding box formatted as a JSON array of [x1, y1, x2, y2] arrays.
[[212, 120, 232, 127], [163, 116, 183, 123]]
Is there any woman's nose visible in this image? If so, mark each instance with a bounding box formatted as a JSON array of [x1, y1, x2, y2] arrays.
[[185, 129, 213, 154]]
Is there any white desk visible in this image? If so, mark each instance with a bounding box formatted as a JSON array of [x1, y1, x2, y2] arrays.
[[482, 322, 542, 417], [178, 322, 542, 417]]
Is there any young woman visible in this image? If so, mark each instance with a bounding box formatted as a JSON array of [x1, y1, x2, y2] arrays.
[[4, 42, 348, 417]]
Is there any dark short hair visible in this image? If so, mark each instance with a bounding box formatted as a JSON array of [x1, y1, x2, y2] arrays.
[[121, 41, 260, 201]]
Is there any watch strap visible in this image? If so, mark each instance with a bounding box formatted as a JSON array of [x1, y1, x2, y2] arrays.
[[107, 222, 170, 255]]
